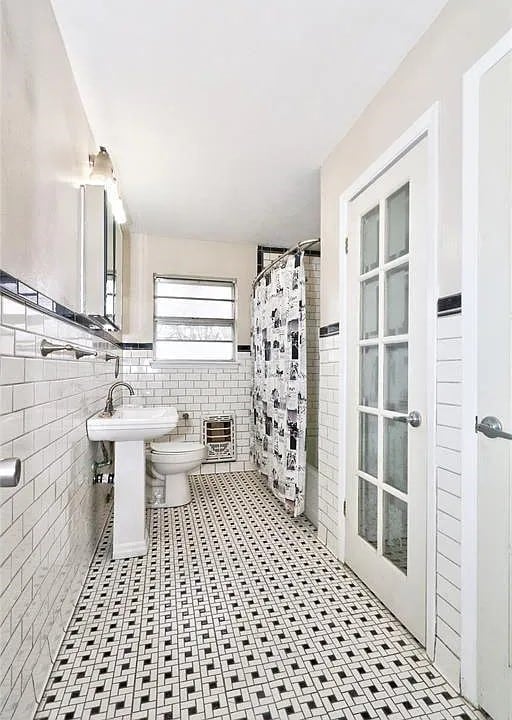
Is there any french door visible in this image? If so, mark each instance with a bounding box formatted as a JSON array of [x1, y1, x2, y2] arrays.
[[345, 139, 429, 644]]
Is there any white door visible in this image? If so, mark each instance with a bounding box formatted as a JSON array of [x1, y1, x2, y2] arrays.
[[475, 48, 512, 720], [345, 139, 430, 644]]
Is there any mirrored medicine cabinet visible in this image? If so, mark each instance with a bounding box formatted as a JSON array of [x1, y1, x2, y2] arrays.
[[81, 184, 123, 332]]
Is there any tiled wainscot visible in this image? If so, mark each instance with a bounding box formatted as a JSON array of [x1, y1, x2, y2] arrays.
[[120, 350, 255, 475], [316, 331, 340, 555], [0, 296, 118, 720], [434, 309, 463, 689]]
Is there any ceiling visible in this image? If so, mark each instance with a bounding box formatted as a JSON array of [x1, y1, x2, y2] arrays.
[[51, 0, 447, 246]]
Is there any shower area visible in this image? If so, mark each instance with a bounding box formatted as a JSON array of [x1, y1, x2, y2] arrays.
[[251, 240, 320, 525]]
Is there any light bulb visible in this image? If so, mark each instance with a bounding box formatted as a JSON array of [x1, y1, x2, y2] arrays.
[[89, 146, 114, 183]]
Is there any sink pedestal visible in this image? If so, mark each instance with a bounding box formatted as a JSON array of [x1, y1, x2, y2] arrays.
[[86, 404, 179, 560], [113, 441, 147, 559]]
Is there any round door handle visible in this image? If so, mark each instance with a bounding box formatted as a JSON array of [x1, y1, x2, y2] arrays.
[[395, 410, 422, 428]]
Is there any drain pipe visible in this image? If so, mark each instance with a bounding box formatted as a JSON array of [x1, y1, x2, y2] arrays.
[[93, 441, 114, 484]]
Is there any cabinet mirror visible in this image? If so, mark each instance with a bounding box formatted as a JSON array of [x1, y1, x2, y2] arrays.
[[82, 184, 123, 332]]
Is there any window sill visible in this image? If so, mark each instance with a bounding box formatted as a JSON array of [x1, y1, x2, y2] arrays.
[[150, 360, 241, 370]]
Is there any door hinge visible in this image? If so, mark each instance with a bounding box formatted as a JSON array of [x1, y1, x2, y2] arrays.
[[345, 237, 348, 254], [343, 500, 346, 517]]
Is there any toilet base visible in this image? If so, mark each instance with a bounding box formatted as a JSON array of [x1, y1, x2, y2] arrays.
[[145, 469, 193, 508], [147, 443, 207, 508], [163, 471, 191, 507]]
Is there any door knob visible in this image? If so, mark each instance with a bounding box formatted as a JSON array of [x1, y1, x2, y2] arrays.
[[475, 416, 512, 440], [0, 458, 21, 487], [394, 410, 422, 428]]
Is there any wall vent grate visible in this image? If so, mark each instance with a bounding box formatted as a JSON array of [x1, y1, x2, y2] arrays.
[[202, 415, 236, 463]]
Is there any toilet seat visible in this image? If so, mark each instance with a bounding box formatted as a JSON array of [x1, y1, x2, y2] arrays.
[[150, 440, 205, 454]]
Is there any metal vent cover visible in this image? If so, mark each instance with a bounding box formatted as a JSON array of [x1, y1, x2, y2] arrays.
[[202, 415, 236, 463]]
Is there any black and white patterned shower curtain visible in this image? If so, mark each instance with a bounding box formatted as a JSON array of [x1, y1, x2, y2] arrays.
[[252, 251, 307, 517]]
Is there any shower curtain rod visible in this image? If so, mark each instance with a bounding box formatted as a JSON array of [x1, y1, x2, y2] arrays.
[[252, 238, 320, 290]]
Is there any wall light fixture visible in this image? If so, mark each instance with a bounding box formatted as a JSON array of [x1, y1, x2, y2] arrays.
[[88, 146, 127, 224], [89, 146, 113, 184]]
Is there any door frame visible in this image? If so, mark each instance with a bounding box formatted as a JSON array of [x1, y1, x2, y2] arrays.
[[461, 28, 512, 706], [338, 103, 440, 658]]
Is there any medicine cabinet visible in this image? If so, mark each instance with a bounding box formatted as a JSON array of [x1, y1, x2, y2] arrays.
[[81, 184, 123, 331]]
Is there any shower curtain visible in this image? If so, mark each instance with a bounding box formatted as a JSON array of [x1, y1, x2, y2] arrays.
[[252, 251, 307, 517]]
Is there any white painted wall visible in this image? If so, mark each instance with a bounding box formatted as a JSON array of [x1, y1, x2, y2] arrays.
[[123, 233, 257, 344], [0, 0, 96, 310], [320, 0, 512, 325]]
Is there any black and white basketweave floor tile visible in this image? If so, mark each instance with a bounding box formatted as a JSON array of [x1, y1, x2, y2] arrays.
[[35, 471, 483, 720]]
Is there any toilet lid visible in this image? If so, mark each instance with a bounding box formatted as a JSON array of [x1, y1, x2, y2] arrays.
[[150, 441, 205, 454]]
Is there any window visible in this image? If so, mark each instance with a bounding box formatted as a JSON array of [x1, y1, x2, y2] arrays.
[[153, 276, 236, 362]]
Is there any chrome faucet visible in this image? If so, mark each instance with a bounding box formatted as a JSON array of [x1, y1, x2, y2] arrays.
[[104, 382, 135, 416]]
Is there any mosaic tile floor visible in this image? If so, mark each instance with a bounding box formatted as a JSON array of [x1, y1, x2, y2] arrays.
[[35, 471, 482, 720]]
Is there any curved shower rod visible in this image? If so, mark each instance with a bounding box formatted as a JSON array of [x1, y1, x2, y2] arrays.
[[252, 238, 320, 291]]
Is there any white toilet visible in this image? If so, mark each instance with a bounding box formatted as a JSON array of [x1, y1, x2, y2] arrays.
[[146, 441, 208, 507]]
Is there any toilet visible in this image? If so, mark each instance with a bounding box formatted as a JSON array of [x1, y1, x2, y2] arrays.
[[146, 441, 208, 507]]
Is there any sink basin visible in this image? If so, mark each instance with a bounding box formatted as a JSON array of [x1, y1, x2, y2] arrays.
[[87, 405, 179, 441]]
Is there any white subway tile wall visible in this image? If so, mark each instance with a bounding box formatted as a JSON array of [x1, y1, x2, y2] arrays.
[[120, 350, 255, 479], [304, 255, 320, 467], [0, 282, 466, 716], [434, 312, 463, 688], [317, 333, 340, 553], [0, 297, 117, 720]]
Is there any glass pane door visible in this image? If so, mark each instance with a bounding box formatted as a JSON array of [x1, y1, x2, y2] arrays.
[[357, 184, 410, 575]]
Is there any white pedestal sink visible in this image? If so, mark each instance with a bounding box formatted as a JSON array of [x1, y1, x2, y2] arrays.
[[87, 406, 179, 559]]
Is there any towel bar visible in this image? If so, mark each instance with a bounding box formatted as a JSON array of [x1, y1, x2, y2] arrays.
[[40, 338, 97, 359]]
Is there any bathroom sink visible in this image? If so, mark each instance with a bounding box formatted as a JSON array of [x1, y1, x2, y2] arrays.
[[87, 406, 179, 441], [87, 405, 179, 560]]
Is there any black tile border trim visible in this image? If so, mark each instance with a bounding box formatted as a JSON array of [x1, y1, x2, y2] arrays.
[[256, 246, 265, 275], [0, 269, 119, 345], [318, 298, 461, 334], [437, 293, 462, 317], [319, 322, 339, 338], [119, 342, 251, 354], [1, 267, 272, 355], [119, 342, 153, 350], [257, 244, 321, 274], [257, 246, 287, 274]]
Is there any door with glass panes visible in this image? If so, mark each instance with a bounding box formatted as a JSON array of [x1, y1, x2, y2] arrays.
[[345, 139, 429, 643]]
